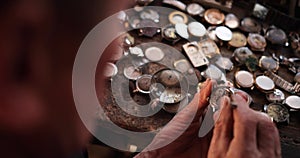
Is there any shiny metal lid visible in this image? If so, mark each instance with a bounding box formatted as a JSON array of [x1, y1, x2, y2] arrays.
[[204, 8, 225, 25]]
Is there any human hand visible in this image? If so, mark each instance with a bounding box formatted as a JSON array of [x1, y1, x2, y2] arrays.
[[135, 79, 213, 158], [208, 92, 281, 158]]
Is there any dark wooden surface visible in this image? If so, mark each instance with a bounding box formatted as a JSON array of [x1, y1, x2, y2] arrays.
[[95, 1, 300, 157]]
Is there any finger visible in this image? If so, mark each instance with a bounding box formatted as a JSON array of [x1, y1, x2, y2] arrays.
[[255, 112, 280, 158], [230, 93, 258, 151], [209, 96, 233, 157], [147, 79, 213, 147]]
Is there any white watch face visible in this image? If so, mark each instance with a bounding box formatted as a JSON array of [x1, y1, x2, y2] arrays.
[[187, 22, 206, 37], [284, 96, 300, 109], [235, 70, 254, 88], [175, 23, 189, 39], [255, 76, 275, 91], [215, 26, 232, 41], [145, 46, 165, 62]]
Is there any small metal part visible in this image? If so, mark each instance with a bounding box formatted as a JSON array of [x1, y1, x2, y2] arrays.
[[228, 32, 247, 48], [225, 13, 239, 29], [202, 65, 223, 81], [259, 56, 279, 72], [136, 74, 152, 94], [182, 42, 209, 67], [295, 72, 300, 83], [124, 65, 142, 80], [128, 15, 141, 29], [187, 22, 206, 37], [207, 26, 218, 42], [137, 19, 159, 37], [123, 33, 135, 46], [173, 59, 192, 74], [162, 24, 180, 43], [247, 33, 267, 51], [204, 8, 225, 25], [215, 57, 233, 71], [264, 103, 289, 123], [215, 26, 233, 41], [150, 69, 188, 104], [168, 11, 188, 25], [186, 3, 205, 16], [235, 70, 254, 88], [175, 23, 189, 39], [144, 46, 165, 62], [266, 89, 285, 103], [129, 46, 144, 57], [266, 28, 287, 45], [240, 17, 261, 33], [232, 47, 254, 65]]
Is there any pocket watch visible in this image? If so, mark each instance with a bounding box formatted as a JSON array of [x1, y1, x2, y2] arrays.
[[265, 28, 287, 45], [284, 95, 300, 110], [247, 33, 267, 51], [168, 11, 188, 25], [204, 8, 225, 25], [266, 89, 285, 103], [186, 3, 205, 16], [259, 56, 279, 72], [235, 70, 254, 88], [225, 13, 239, 29], [264, 103, 289, 123], [240, 17, 261, 33], [215, 26, 233, 41], [255, 75, 275, 93], [144, 46, 165, 62], [228, 32, 247, 48]]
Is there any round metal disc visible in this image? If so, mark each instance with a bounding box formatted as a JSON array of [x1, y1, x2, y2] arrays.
[[186, 3, 204, 16], [255, 76, 275, 92], [235, 70, 254, 88], [169, 11, 188, 24], [187, 22, 206, 37], [103, 63, 118, 78], [215, 26, 232, 41], [247, 33, 267, 51], [123, 65, 142, 80], [284, 95, 300, 110], [144, 46, 165, 62], [175, 23, 189, 39], [225, 13, 239, 29], [228, 32, 247, 48], [204, 8, 225, 25]]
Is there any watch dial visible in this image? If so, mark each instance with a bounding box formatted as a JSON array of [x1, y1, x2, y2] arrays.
[[266, 103, 289, 123]]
